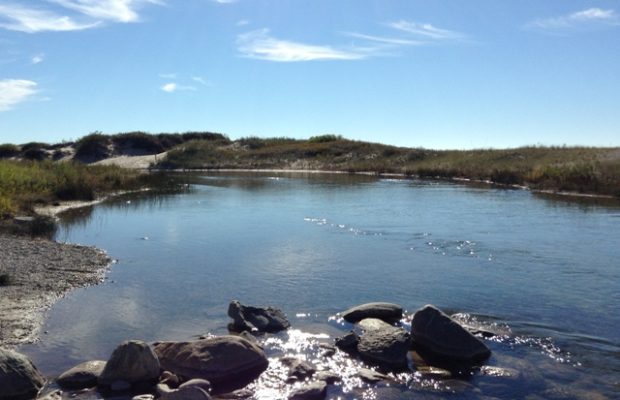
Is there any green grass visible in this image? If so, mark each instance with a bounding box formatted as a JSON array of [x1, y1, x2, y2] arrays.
[[159, 138, 620, 197], [0, 160, 144, 217]]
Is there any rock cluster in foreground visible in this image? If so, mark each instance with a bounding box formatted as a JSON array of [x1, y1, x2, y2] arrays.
[[0, 300, 493, 400]]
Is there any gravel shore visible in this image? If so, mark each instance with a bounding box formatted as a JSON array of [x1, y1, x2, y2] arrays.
[[0, 234, 110, 347]]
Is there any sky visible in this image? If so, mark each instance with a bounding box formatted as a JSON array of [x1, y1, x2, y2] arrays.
[[0, 0, 619, 149]]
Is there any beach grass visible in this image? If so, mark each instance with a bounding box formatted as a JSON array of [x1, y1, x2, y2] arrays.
[[0, 160, 142, 217]]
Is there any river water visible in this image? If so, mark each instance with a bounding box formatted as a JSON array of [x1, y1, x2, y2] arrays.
[[22, 172, 620, 399]]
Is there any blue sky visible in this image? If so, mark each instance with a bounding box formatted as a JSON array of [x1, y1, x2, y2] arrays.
[[0, 0, 619, 149]]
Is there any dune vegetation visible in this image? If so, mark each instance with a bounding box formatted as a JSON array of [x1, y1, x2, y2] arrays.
[[0, 160, 142, 218]]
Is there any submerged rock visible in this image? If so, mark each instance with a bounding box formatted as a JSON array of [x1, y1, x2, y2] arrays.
[[154, 336, 268, 390], [160, 385, 212, 400], [280, 357, 316, 382], [357, 318, 411, 369], [228, 300, 290, 333], [341, 302, 403, 323], [98, 340, 160, 388], [57, 360, 106, 389], [0, 348, 45, 400], [357, 368, 392, 383], [410, 305, 491, 364]]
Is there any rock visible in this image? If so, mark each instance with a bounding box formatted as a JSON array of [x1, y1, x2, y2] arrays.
[[159, 370, 180, 388], [318, 344, 336, 358], [154, 336, 268, 389], [341, 302, 403, 323], [281, 357, 316, 381], [334, 331, 359, 352], [0, 348, 45, 400], [161, 386, 212, 400], [289, 381, 327, 400], [37, 390, 62, 400], [411, 305, 491, 364], [215, 388, 254, 399], [110, 380, 131, 392], [98, 340, 160, 387], [315, 371, 340, 384], [132, 395, 155, 400], [180, 379, 212, 394], [156, 383, 173, 396], [357, 368, 391, 383], [228, 300, 290, 333], [57, 360, 106, 389], [357, 318, 411, 369]]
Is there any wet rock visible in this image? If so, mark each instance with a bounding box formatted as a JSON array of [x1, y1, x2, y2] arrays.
[[281, 357, 316, 381], [156, 383, 173, 396], [154, 336, 268, 389], [315, 371, 340, 384], [110, 380, 131, 392], [289, 381, 327, 400], [334, 331, 359, 352], [160, 386, 212, 400], [180, 379, 212, 394], [159, 371, 180, 389], [228, 300, 290, 333], [37, 390, 62, 400], [411, 305, 491, 364], [341, 302, 403, 323], [132, 395, 155, 400], [0, 348, 45, 400], [57, 360, 106, 389], [214, 388, 254, 399], [98, 340, 160, 388], [357, 318, 411, 369], [357, 368, 391, 383], [318, 344, 336, 358]]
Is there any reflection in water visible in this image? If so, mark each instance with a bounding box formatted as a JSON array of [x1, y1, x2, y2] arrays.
[[21, 172, 620, 399]]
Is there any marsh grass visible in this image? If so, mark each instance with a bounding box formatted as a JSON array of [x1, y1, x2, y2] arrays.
[[161, 139, 620, 196], [0, 160, 143, 217]]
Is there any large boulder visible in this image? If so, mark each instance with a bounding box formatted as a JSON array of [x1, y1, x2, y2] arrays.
[[411, 305, 491, 364], [57, 360, 106, 389], [341, 302, 403, 323], [228, 300, 290, 333], [0, 348, 45, 400], [98, 340, 160, 388], [154, 336, 268, 390], [356, 318, 411, 370]]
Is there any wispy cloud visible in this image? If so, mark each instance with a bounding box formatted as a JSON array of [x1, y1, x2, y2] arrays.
[[388, 21, 465, 41], [0, 0, 161, 33], [343, 32, 423, 46], [31, 53, 45, 64], [237, 29, 367, 62], [526, 8, 620, 32], [191, 76, 209, 86], [0, 79, 37, 111], [161, 82, 196, 93], [158, 72, 177, 79], [49, 0, 161, 23], [0, 4, 98, 33], [236, 19, 249, 27], [213, 0, 238, 4]]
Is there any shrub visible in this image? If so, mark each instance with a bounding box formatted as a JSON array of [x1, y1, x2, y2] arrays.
[[75, 132, 111, 162], [112, 132, 165, 155], [0, 144, 19, 158], [308, 134, 343, 143]]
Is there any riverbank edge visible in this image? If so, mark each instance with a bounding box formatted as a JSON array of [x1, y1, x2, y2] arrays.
[[154, 167, 619, 201]]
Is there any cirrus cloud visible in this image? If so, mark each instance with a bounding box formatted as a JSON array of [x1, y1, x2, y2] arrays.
[[526, 8, 620, 32], [0, 79, 38, 111]]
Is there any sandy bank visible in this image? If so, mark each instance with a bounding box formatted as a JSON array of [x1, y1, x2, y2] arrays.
[[0, 235, 110, 347]]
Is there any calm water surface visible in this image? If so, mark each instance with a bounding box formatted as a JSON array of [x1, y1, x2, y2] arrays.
[[22, 172, 620, 399]]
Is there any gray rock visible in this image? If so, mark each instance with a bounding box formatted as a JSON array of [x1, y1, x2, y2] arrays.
[[214, 388, 254, 399], [36, 390, 62, 400], [334, 331, 358, 352], [159, 370, 180, 388], [289, 381, 327, 400], [0, 348, 45, 400], [318, 344, 336, 358], [180, 379, 212, 394], [132, 395, 155, 400], [357, 318, 411, 369], [357, 368, 391, 383], [57, 360, 106, 389], [411, 305, 491, 364], [341, 302, 403, 323], [156, 383, 173, 396], [161, 386, 212, 400], [154, 336, 268, 388], [280, 357, 316, 381], [315, 371, 340, 384], [98, 340, 160, 387], [228, 300, 290, 333]]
